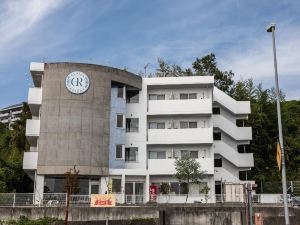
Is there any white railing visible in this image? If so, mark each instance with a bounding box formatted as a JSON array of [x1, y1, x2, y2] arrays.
[[155, 194, 210, 204], [125, 195, 144, 204], [215, 194, 245, 203]]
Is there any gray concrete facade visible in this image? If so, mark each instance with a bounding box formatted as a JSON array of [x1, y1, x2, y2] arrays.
[[37, 63, 141, 176]]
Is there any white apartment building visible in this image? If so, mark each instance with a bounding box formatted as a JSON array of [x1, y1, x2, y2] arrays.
[[0, 103, 23, 129], [23, 62, 253, 204]]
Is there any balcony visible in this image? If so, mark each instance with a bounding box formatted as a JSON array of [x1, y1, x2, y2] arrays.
[[23, 152, 38, 170], [214, 142, 253, 168], [148, 99, 212, 115], [28, 88, 42, 116], [147, 128, 213, 144], [148, 158, 214, 175], [213, 115, 252, 141], [26, 119, 40, 146]]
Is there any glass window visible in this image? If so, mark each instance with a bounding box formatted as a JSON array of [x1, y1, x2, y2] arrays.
[[213, 107, 220, 114], [180, 93, 189, 99], [91, 184, 99, 194], [180, 121, 197, 128], [157, 94, 165, 100], [149, 94, 157, 100], [126, 118, 139, 132], [117, 87, 124, 98], [149, 94, 165, 100], [190, 151, 198, 159], [112, 179, 121, 193], [116, 145, 123, 159], [125, 182, 133, 194], [148, 151, 166, 159], [180, 183, 188, 194], [149, 122, 165, 129], [117, 114, 124, 128], [157, 151, 166, 159], [213, 132, 221, 140], [180, 121, 189, 129], [214, 158, 222, 167], [125, 147, 138, 162], [189, 93, 197, 99], [126, 90, 139, 103], [149, 151, 157, 159], [189, 121, 197, 128], [170, 183, 180, 194]]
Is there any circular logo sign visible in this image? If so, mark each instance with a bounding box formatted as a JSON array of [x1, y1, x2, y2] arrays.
[[65, 71, 90, 94]]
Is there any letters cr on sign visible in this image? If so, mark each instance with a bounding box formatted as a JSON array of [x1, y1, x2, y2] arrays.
[[65, 71, 90, 94]]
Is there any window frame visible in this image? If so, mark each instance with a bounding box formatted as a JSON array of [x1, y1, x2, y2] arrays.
[[115, 144, 124, 159], [126, 118, 139, 132], [117, 86, 125, 99], [116, 114, 125, 128], [125, 147, 138, 162]]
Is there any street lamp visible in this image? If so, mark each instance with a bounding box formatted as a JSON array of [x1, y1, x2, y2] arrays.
[[266, 23, 290, 225]]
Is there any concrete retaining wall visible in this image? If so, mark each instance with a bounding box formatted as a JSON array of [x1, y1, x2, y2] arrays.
[[1, 204, 300, 225]]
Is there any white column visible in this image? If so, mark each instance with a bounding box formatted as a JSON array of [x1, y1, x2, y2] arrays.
[[100, 176, 108, 194], [121, 174, 125, 204], [34, 175, 44, 205], [145, 174, 150, 203]]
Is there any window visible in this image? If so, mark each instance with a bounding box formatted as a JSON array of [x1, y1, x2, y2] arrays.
[[181, 150, 198, 159], [148, 151, 166, 159], [126, 118, 139, 132], [125, 147, 138, 162], [214, 158, 222, 167], [213, 107, 220, 114], [112, 179, 121, 193], [180, 121, 197, 129], [238, 145, 251, 153], [126, 90, 139, 103], [180, 93, 197, 100], [149, 94, 165, 100], [117, 86, 124, 98], [116, 145, 123, 159], [213, 132, 221, 140], [148, 122, 165, 129], [116, 114, 124, 128], [170, 182, 188, 194]]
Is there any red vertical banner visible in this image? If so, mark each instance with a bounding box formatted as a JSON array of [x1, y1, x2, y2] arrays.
[[150, 185, 158, 202]]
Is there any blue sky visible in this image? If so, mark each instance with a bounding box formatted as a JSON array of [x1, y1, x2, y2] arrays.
[[0, 0, 299, 108]]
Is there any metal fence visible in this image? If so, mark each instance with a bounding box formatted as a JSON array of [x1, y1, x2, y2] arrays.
[[0, 193, 290, 207]]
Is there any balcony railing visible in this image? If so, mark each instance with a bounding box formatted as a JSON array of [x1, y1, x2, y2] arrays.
[[148, 127, 213, 144], [148, 99, 212, 115], [23, 152, 38, 170], [148, 158, 214, 175]]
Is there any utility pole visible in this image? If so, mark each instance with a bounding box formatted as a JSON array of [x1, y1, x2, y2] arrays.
[[267, 23, 290, 225]]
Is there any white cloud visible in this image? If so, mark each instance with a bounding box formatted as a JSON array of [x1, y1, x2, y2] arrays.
[[219, 25, 300, 81], [0, 0, 65, 46]]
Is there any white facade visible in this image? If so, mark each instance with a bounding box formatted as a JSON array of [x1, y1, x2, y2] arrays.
[[23, 63, 253, 204], [107, 76, 253, 203]]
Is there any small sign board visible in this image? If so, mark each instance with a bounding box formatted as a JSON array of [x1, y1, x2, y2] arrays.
[[90, 194, 116, 207]]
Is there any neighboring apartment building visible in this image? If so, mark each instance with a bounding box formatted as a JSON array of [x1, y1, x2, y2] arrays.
[[23, 62, 253, 203], [0, 103, 23, 129]]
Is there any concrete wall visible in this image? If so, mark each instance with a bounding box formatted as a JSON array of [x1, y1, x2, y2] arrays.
[[37, 63, 141, 176], [1, 205, 299, 225]]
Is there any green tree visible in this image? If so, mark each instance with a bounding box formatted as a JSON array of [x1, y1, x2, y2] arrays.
[[0, 102, 33, 193], [174, 155, 206, 202], [192, 53, 234, 94]]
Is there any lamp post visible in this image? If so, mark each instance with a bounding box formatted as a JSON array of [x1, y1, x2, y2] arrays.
[[266, 23, 290, 225]]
